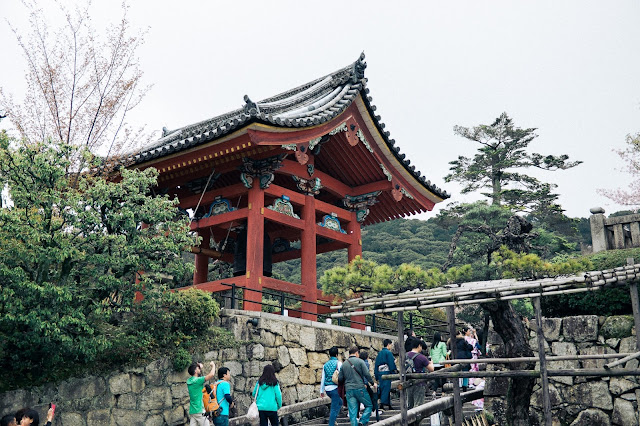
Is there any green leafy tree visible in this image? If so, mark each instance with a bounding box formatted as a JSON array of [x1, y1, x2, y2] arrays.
[[0, 134, 198, 385], [320, 256, 471, 299], [437, 201, 514, 271], [446, 112, 581, 209]]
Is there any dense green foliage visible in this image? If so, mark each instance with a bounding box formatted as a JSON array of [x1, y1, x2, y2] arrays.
[[540, 247, 640, 317], [319, 256, 473, 300], [0, 135, 224, 390]]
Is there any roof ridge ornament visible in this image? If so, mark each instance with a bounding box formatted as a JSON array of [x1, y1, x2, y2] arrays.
[[352, 52, 367, 83], [243, 95, 260, 116]]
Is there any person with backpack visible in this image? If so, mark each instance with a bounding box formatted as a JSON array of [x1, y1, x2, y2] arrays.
[[338, 346, 376, 426], [405, 338, 434, 411], [214, 367, 234, 426], [374, 339, 397, 411], [320, 346, 343, 426], [187, 361, 217, 426], [251, 364, 282, 426]]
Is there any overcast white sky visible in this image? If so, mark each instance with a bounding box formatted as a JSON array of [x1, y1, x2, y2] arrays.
[[2, 0, 639, 219]]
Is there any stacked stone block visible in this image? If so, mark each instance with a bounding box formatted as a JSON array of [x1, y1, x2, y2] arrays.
[[0, 309, 392, 426], [485, 314, 638, 426]]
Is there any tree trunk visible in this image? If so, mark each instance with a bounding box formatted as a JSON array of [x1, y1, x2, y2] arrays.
[[481, 300, 535, 426], [480, 311, 490, 356], [491, 161, 502, 206]]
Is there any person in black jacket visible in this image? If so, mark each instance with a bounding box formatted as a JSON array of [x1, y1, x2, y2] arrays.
[[455, 330, 474, 391]]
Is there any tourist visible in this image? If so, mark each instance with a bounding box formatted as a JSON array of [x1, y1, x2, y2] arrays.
[[429, 332, 449, 395], [338, 346, 375, 426], [14, 407, 53, 426], [359, 351, 379, 421], [320, 346, 343, 426], [403, 328, 416, 341], [214, 367, 235, 426], [456, 330, 474, 391], [464, 327, 481, 373], [1, 414, 16, 426], [406, 338, 434, 412], [187, 361, 217, 426], [374, 339, 397, 410], [252, 364, 282, 426]]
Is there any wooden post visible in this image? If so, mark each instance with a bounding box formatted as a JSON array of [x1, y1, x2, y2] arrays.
[[397, 313, 408, 426], [628, 258, 640, 351], [300, 194, 317, 320], [244, 184, 264, 311], [533, 297, 552, 426], [447, 305, 462, 426], [193, 229, 210, 285], [348, 213, 366, 329]]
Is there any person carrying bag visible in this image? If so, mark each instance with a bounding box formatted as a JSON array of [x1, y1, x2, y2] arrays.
[[338, 346, 376, 426], [320, 346, 343, 426], [249, 365, 282, 426]]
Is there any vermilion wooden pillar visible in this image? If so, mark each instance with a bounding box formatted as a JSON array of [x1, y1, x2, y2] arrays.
[[347, 213, 363, 260], [193, 229, 210, 285], [301, 194, 318, 320], [244, 183, 265, 311], [347, 212, 366, 329]]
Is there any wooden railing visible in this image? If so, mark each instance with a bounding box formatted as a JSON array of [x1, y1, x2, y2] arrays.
[[229, 396, 331, 426], [373, 389, 483, 426]]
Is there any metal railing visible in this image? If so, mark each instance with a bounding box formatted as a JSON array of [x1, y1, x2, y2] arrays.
[[215, 282, 452, 338]]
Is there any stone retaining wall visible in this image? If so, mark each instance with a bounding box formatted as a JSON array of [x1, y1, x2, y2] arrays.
[[0, 309, 394, 425], [485, 314, 638, 426]]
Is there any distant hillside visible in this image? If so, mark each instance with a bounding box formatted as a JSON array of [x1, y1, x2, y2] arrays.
[[272, 214, 595, 286], [272, 218, 457, 284]]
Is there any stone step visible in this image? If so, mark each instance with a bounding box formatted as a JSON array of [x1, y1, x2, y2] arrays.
[[308, 393, 483, 425]]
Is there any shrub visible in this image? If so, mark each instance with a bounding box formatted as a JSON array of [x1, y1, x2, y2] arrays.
[[167, 288, 220, 336], [541, 286, 632, 317], [173, 347, 192, 371], [540, 248, 638, 317], [589, 247, 640, 270]]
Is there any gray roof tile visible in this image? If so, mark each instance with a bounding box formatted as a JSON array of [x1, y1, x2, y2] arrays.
[[134, 53, 448, 199]]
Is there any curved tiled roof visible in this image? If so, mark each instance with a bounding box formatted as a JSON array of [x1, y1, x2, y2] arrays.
[[133, 53, 448, 200]]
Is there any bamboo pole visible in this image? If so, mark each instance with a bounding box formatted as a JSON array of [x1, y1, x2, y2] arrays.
[[443, 353, 632, 364], [372, 389, 484, 426], [448, 306, 462, 426], [397, 313, 407, 426], [533, 297, 552, 426], [330, 281, 627, 318], [604, 350, 640, 370], [627, 258, 640, 352], [382, 368, 640, 380], [330, 264, 640, 312]]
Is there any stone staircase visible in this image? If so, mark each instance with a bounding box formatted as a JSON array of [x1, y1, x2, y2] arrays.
[[302, 389, 482, 426]]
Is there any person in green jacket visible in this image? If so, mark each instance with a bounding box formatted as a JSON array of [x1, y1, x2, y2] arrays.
[[429, 332, 450, 395], [252, 364, 283, 426]]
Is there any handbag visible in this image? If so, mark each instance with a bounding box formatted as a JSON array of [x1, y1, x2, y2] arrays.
[[246, 384, 260, 420], [444, 353, 451, 369], [331, 363, 340, 385]]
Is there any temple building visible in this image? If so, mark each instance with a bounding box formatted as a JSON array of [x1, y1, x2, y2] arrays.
[[130, 53, 448, 321]]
